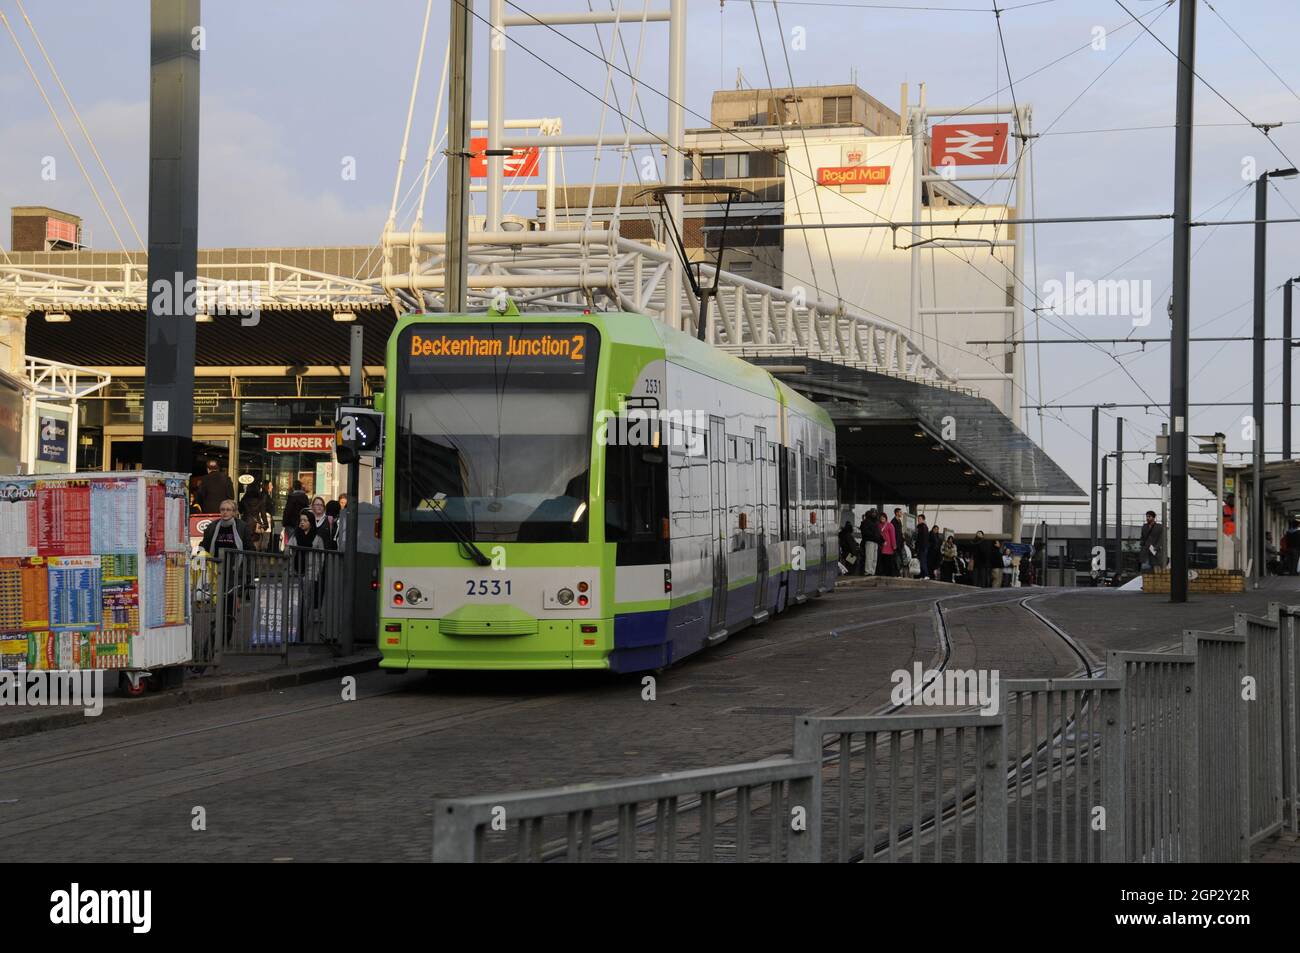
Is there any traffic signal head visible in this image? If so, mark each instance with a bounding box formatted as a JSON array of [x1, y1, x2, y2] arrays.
[[336, 407, 383, 464]]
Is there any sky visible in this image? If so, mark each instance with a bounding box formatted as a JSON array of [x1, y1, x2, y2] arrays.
[[3, 0, 1300, 521]]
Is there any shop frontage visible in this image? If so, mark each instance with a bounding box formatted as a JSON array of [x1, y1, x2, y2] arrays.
[[79, 375, 352, 521]]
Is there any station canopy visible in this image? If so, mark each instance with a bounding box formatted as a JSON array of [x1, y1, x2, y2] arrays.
[[751, 357, 1084, 505], [1189, 459, 1300, 515]]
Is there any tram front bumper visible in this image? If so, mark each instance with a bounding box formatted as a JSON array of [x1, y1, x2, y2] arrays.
[[378, 617, 612, 671]]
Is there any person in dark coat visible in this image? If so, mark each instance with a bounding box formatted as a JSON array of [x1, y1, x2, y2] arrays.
[[197, 459, 235, 514], [838, 520, 859, 572], [282, 481, 310, 539], [239, 482, 272, 551], [973, 530, 996, 588], [200, 499, 253, 559], [200, 499, 253, 647], [915, 514, 932, 580], [859, 509, 879, 575]]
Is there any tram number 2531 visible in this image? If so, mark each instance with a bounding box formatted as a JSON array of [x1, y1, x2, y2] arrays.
[[466, 579, 512, 596]]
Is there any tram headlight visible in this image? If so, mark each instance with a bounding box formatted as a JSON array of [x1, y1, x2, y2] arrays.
[[556, 587, 575, 606]]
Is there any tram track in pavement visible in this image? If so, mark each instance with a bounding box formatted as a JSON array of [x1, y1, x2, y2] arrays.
[[0, 584, 1075, 850], [0, 586, 967, 842], [842, 593, 1097, 863], [534, 588, 1086, 862]]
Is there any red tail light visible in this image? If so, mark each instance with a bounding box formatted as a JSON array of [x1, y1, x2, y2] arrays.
[[374, 517, 381, 538]]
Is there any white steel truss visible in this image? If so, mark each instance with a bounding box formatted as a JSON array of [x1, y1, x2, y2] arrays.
[[381, 228, 951, 383], [0, 262, 389, 312]]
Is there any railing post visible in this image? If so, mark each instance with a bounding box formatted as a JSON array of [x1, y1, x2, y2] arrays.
[[977, 715, 1007, 862], [1282, 607, 1300, 834], [431, 802, 478, 863], [1180, 655, 1200, 862], [1102, 652, 1128, 862], [789, 717, 822, 863], [215, 548, 228, 656]]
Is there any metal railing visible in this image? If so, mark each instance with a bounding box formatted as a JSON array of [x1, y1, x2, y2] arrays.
[[1108, 651, 1199, 862], [191, 547, 343, 667], [1240, 610, 1285, 843], [430, 603, 1300, 862], [1184, 629, 1249, 861], [793, 713, 1005, 863], [1002, 678, 1124, 863], [432, 759, 820, 862]]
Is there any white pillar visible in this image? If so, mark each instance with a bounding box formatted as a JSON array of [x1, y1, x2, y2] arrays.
[[487, 0, 506, 231], [1010, 105, 1030, 423], [665, 0, 685, 331]]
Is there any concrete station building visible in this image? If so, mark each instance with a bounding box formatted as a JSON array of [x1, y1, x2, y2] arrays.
[[546, 82, 1056, 537]]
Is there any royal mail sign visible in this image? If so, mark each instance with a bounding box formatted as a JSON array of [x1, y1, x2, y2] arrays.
[[817, 165, 891, 186], [266, 432, 334, 453]]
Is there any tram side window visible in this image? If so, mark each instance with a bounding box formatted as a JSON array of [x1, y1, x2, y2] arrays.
[[605, 430, 670, 564]]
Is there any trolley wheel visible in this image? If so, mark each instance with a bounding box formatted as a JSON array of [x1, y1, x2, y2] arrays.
[[118, 671, 148, 697]]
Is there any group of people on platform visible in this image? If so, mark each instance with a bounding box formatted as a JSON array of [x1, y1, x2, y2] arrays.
[[839, 510, 1034, 587], [195, 461, 349, 562]]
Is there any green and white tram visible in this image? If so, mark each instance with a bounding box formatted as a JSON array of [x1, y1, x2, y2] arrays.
[[378, 310, 837, 673]]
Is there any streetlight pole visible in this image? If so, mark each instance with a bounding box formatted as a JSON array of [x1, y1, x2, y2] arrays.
[[1285, 277, 1298, 460], [1253, 168, 1298, 585]]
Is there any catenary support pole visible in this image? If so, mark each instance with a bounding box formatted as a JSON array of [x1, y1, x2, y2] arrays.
[[142, 0, 201, 474], [446, 0, 473, 313], [1168, 0, 1197, 603], [1090, 405, 1099, 560], [1115, 417, 1123, 578]]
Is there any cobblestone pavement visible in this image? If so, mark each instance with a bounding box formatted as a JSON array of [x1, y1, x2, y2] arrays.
[[2, 580, 1293, 861]]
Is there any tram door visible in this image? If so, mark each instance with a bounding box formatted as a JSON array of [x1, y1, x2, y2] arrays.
[[754, 427, 769, 614], [708, 415, 728, 633]]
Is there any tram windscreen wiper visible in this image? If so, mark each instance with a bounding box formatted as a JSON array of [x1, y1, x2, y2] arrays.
[[403, 423, 492, 567]]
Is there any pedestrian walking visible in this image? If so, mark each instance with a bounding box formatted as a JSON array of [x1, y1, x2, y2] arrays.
[[1139, 510, 1163, 571], [1001, 547, 1013, 587]]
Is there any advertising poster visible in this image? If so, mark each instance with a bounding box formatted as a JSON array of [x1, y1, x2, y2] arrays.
[[145, 482, 166, 556], [165, 479, 189, 551], [0, 636, 26, 670], [88, 634, 131, 669], [0, 480, 37, 557], [48, 555, 102, 629], [36, 480, 91, 556], [144, 555, 166, 628], [90, 479, 138, 553], [165, 553, 188, 626], [36, 412, 70, 466], [0, 557, 49, 631], [102, 581, 140, 631], [27, 630, 89, 670]]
